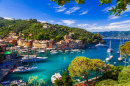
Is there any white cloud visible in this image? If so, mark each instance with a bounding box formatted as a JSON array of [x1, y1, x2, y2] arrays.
[[64, 7, 80, 15], [77, 23, 97, 27], [79, 10, 88, 15], [3, 17, 13, 20], [57, 22, 62, 24], [109, 20, 130, 25], [103, 5, 130, 14], [102, 6, 114, 13], [61, 20, 75, 25], [83, 20, 130, 32], [77, 24, 89, 27], [48, 3, 51, 6], [54, 5, 67, 12], [38, 20, 46, 23], [108, 15, 120, 20], [49, 20, 54, 23]]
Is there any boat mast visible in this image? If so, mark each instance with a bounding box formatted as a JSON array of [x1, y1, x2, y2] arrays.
[[110, 40, 111, 49], [27, 37, 29, 67]]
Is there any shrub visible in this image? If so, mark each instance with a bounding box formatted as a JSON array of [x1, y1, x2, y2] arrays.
[[118, 66, 130, 84], [94, 79, 118, 86]]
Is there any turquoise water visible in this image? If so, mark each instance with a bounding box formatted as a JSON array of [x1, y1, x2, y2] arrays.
[[3, 39, 130, 85]]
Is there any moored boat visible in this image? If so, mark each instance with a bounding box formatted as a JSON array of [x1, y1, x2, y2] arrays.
[[13, 66, 38, 73], [95, 42, 107, 47], [51, 73, 62, 83], [21, 55, 48, 62], [51, 51, 59, 54]]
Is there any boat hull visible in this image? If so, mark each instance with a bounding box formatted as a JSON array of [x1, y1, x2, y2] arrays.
[[22, 58, 47, 62], [13, 67, 38, 73]]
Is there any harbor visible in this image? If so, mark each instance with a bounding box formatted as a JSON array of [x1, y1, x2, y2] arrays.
[[0, 39, 129, 85]]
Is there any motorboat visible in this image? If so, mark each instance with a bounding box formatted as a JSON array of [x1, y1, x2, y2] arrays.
[[21, 49, 28, 53], [107, 48, 113, 53], [10, 79, 26, 86], [107, 40, 113, 52], [109, 55, 113, 59], [118, 51, 122, 61], [13, 66, 38, 73], [1, 81, 11, 85], [118, 57, 122, 61], [51, 51, 59, 54], [106, 57, 111, 61], [117, 51, 119, 54], [22, 55, 48, 62], [50, 50, 57, 53], [37, 50, 45, 54], [51, 73, 62, 83], [95, 42, 108, 47], [59, 50, 63, 53]]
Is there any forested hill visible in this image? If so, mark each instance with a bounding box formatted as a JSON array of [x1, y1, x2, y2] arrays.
[[0, 17, 105, 44], [98, 31, 130, 39]]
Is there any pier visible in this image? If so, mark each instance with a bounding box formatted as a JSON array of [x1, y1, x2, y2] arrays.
[[0, 60, 18, 82]]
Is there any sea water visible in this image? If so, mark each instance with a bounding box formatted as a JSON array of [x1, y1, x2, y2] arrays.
[[3, 39, 130, 85]]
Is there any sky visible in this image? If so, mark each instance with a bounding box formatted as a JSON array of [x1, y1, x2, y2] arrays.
[[0, 0, 130, 32]]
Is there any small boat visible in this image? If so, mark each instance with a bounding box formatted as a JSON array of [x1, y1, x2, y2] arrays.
[[1, 81, 11, 85], [118, 51, 122, 61], [95, 42, 108, 47], [117, 51, 119, 54], [107, 48, 113, 53], [50, 50, 57, 53], [13, 66, 38, 73], [65, 50, 69, 52], [37, 50, 45, 54], [51, 73, 62, 83], [21, 49, 28, 53], [70, 52, 74, 54], [22, 56, 48, 62], [109, 55, 113, 58], [51, 52, 59, 54], [10, 79, 26, 86], [106, 52, 113, 61], [118, 57, 122, 61], [106, 57, 111, 61], [59, 50, 63, 53], [107, 40, 113, 52]]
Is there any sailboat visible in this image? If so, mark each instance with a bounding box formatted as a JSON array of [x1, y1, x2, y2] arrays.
[[118, 51, 122, 61], [106, 51, 113, 61], [107, 40, 113, 53], [13, 43, 38, 73]]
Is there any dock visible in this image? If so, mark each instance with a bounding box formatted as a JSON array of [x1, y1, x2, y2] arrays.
[[0, 63, 13, 82]]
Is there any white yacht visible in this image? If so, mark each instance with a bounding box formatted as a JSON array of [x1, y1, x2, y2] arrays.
[[37, 50, 45, 54], [95, 42, 107, 47], [106, 52, 113, 61], [21, 49, 28, 53], [51, 51, 59, 54], [13, 46, 38, 73], [13, 66, 38, 73], [118, 51, 122, 61], [22, 55, 48, 62], [107, 40, 113, 52], [51, 73, 62, 83], [59, 50, 63, 53], [106, 57, 111, 61]]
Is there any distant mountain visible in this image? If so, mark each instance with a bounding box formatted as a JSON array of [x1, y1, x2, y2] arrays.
[[98, 31, 130, 39]]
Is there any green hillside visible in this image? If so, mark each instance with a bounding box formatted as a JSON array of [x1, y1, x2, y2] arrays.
[[0, 17, 105, 44]]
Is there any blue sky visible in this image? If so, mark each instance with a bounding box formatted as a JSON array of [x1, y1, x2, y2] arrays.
[[0, 0, 130, 32]]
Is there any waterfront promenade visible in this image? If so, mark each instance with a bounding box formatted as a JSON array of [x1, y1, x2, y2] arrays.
[[0, 61, 17, 82]]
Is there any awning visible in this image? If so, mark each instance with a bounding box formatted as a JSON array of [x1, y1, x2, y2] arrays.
[[4, 51, 12, 55]]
